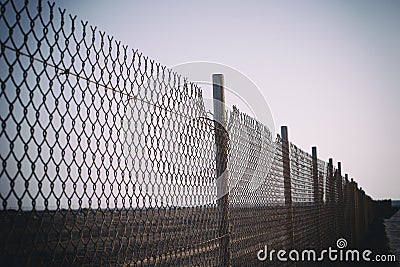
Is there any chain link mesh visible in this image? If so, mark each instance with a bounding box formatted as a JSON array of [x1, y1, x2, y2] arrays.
[[227, 107, 290, 266], [0, 1, 221, 265], [0, 0, 381, 266]]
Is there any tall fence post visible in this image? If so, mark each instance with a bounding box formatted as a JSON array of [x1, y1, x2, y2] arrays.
[[344, 174, 352, 243], [312, 146, 321, 250], [337, 162, 344, 237], [359, 188, 366, 238], [348, 178, 356, 246], [328, 158, 334, 203], [281, 126, 294, 249], [353, 180, 360, 246], [327, 158, 336, 243], [213, 74, 230, 266]]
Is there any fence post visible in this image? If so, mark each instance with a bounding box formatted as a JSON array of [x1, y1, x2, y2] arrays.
[[213, 74, 230, 266], [327, 158, 336, 243], [328, 159, 334, 203], [312, 146, 321, 250], [359, 188, 366, 237], [281, 126, 294, 249], [353, 180, 360, 246], [337, 162, 344, 237], [348, 178, 355, 246], [344, 174, 351, 243]]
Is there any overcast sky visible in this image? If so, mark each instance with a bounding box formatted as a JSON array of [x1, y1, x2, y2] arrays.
[[52, 0, 400, 200]]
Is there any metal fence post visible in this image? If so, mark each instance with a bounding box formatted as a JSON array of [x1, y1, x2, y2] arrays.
[[213, 74, 230, 266], [281, 126, 294, 249]]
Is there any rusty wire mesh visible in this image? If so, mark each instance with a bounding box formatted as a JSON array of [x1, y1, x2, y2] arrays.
[[0, 0, 380, 266], [289, 144, 318, 253], [227, 107, 290, 266], [0, 0, 221, 265]]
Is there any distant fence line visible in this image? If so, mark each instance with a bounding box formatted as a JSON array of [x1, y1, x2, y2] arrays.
[[0, 0, 384, 266]]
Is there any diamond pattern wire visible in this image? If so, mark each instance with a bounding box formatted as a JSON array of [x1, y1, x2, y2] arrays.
[[0, 1, 219, 265], [0, 1, 380, 266]]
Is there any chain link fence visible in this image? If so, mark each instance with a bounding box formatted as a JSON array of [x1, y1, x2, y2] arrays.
[[0, 0, 383, 266]]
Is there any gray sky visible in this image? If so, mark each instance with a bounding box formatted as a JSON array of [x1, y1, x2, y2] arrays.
[[53, 0, 400, 200]]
